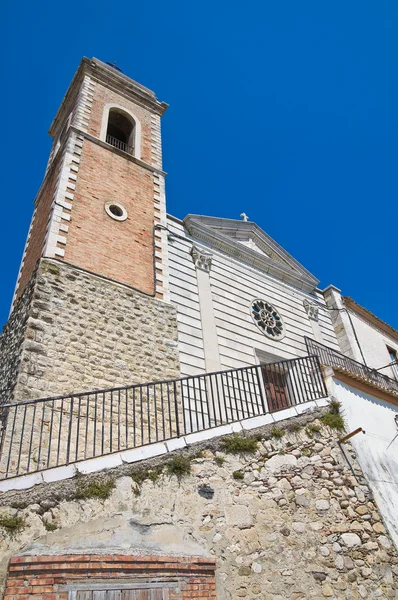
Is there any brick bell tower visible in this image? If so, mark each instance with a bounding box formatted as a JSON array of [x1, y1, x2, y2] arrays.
[[0, 58, 180, 404]]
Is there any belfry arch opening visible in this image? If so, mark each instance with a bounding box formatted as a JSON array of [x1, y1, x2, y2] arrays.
[[106, 109, 135, 155]]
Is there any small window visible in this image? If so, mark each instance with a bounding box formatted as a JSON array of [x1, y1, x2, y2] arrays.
[[106, 109, 135, 155], [387, 346, 398, 380], [104, 202, 128, 222]]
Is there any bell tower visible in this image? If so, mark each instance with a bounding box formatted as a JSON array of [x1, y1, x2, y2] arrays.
[[0, 58, 180, 405], [14, 57, 170, 301]]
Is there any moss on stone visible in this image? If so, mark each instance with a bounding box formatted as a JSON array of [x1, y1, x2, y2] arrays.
[[220, 434, 258, 454], [166, 455, 192, 477], [74, 478, 115, 500], [43, 521, 57, 531], [328, 399, 342, 415], [131, 466, 163, 486], [0, 515, 25, 535], [10, 501, 28, 510], [306, 423, 322, 438], [232, 470, 244, 480], [214, 456, 225, 466], [270, 426, 285, 439], [321, 412, 345, 431]]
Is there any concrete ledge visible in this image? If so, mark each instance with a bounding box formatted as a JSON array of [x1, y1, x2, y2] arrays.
[[315, 398, 330, 408], [241, 413, 275, 430], [185, 424, 234, 445], [165, 437, 187, 452], [0, 472, 44, 493], [272, 406, 297, 421], [77, 453, 124, 475], [42, 464, 76, 483], [120, 442, 168, 464], [294, 401, 318, 415]]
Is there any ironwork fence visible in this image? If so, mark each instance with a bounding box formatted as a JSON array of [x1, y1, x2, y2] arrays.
[[0, 355, 327, 480], [305, 337, 398, 396], [106, 134, 135, 156]]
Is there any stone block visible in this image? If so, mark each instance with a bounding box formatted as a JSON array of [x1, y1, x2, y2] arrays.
[[225, 505, 253, 528]]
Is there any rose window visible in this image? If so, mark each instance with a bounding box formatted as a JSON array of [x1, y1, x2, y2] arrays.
[[251, 299, 285, 339]]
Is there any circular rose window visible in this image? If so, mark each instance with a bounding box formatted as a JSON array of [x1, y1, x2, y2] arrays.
[[251, 299, 285, 340]]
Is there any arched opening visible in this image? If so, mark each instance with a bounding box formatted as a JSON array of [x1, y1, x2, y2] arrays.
[[106, 109, 135, 155]]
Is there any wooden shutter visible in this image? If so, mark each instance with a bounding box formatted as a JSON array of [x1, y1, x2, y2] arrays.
[[76, 589, 169, 600]]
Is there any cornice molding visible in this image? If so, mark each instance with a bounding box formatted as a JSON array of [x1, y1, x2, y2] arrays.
[[193, 216, 316, 281], [334, 372, 398, 406], [33, 128, 166, 209], [78, 129, 167, 176], [49, 57, 167, 138], [183, 216, 319, 293], [343, 297, 398, 344]]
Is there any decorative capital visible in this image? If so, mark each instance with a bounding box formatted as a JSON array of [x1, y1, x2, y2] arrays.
[[191, 245, 213, 272], [303, 299, 319, 321]]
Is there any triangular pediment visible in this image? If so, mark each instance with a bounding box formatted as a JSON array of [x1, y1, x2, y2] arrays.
[[183, 215, 319, 293]]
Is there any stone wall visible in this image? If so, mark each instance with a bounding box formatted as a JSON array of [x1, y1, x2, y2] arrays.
[[0, 412, 397, 599], [0, 274, 35, 406], [11, 258, 180, 402]]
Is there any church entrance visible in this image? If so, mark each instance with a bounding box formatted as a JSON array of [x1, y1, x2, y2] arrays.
[[261, 363, 291, 412]]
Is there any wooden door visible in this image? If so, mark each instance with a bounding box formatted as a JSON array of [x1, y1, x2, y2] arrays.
[[76, 589, 169, 600], [261, 364, 290, 412]]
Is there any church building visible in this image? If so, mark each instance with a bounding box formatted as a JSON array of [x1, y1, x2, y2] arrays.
[[0, 58, 397, 600]]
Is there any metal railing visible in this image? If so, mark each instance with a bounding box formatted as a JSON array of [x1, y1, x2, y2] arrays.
[[305, 337, 398, 396], [0, 355, 327, 480], [106, 134, 135, 156]]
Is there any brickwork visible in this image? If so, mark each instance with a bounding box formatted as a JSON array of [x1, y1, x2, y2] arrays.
[[12, 59, 168, 306], [15, 154, 61, 300], [64, 138, 155, 294], [87, 80, 155, 165], [4, 555, 217, 600]]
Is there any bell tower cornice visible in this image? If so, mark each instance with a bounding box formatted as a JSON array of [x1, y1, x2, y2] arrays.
[[49, 57, 168, 138]]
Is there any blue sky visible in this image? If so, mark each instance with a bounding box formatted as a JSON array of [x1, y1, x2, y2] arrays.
[[1, 1, 397, 329]]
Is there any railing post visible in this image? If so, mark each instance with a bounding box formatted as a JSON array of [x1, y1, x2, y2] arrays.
[[254, 365, 267, 414], [173, 381, 180, 437]]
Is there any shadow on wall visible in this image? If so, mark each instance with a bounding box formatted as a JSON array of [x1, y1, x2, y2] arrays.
[[333, 378, 398, 549]]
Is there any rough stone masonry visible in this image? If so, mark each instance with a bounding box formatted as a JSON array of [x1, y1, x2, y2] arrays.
[[0, 412, 397, 600], [0, 257, 181, 405]]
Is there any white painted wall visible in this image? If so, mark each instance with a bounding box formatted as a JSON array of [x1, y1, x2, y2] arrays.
[[331, 378, 398, 549], [167, 217, 340, 377], [348, 310, 398, 381]]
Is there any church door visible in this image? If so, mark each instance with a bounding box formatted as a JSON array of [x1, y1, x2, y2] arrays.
[[261, 364, 290, 412]]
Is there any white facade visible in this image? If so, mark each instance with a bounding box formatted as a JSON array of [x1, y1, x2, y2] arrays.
[[324, 286, 398, 382], [166, 213, 398, 548], [167, 214, 339, 378]]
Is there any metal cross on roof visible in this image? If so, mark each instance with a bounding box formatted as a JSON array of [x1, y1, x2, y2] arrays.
[[106, 61, 123, 73]]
